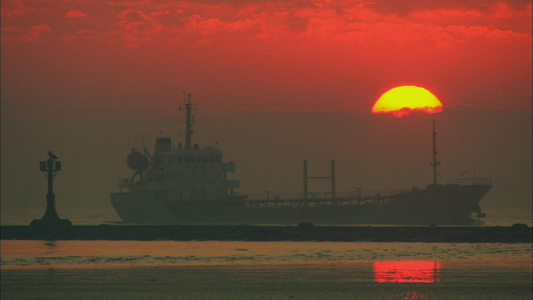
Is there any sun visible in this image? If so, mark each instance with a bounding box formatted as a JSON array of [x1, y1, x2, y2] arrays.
[[372, 85, 443, 117]]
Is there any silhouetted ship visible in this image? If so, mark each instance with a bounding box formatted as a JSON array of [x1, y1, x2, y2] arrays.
[[110, 95, 492, 225]]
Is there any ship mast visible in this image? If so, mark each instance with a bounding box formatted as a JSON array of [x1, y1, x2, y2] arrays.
[[431, 119, 440, 185], [182, 92, 194, 150]]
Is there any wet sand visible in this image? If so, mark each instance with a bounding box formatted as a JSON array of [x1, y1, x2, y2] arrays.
[[1, 261, 531, 299]]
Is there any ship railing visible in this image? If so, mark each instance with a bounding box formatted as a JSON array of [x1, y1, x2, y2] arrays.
[[245, 189, 408, 202], [244, 189, 409, 209], [329, 190, 409, 198], [246, 192, 318, 201], [449, 177, 492, 186]]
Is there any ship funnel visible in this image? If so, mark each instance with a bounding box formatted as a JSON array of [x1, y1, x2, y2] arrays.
[[154, 137, 171, 154]]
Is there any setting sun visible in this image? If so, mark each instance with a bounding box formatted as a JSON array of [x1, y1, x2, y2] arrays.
[[372, 85, 443, 117]]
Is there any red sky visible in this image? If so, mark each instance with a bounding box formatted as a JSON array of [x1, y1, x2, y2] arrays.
[[1, 1, 531, 217], [2, 0, 531, 112]]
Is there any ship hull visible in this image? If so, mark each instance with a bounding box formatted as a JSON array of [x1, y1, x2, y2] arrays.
[[110, 192, 178, 224], [111, 183, 491, 225]]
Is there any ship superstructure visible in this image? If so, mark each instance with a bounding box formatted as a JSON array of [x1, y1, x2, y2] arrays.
[[111, 94, 241, 223]]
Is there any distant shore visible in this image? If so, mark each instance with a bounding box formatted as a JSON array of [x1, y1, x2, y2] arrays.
[[1, 224, 531, 242]]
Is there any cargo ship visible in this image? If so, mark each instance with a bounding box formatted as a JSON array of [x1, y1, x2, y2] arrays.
[[110, 94, 492, 225]]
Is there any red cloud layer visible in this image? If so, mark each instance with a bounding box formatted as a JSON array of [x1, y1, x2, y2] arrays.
[[65, 11, 88, 19], [1, 0, 530, 47]]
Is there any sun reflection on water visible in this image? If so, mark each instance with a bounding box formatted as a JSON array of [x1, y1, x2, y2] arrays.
[[374, 261, 441, 283], [374, 261, 441, 299], [380, 290, 433, 299]]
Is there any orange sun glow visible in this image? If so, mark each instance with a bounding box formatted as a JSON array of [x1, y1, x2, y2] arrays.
[[372, 85, 443, 117]]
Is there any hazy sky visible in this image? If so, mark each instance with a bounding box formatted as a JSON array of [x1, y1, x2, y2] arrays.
[[1, 1, 531, 217]]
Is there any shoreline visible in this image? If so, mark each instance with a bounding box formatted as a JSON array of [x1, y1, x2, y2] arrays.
[[1, 224, 531, 242], [2, 258, 531, 271]]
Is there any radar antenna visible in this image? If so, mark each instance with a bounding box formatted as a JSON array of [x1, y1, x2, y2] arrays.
[[180, 91, 194, 150]]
